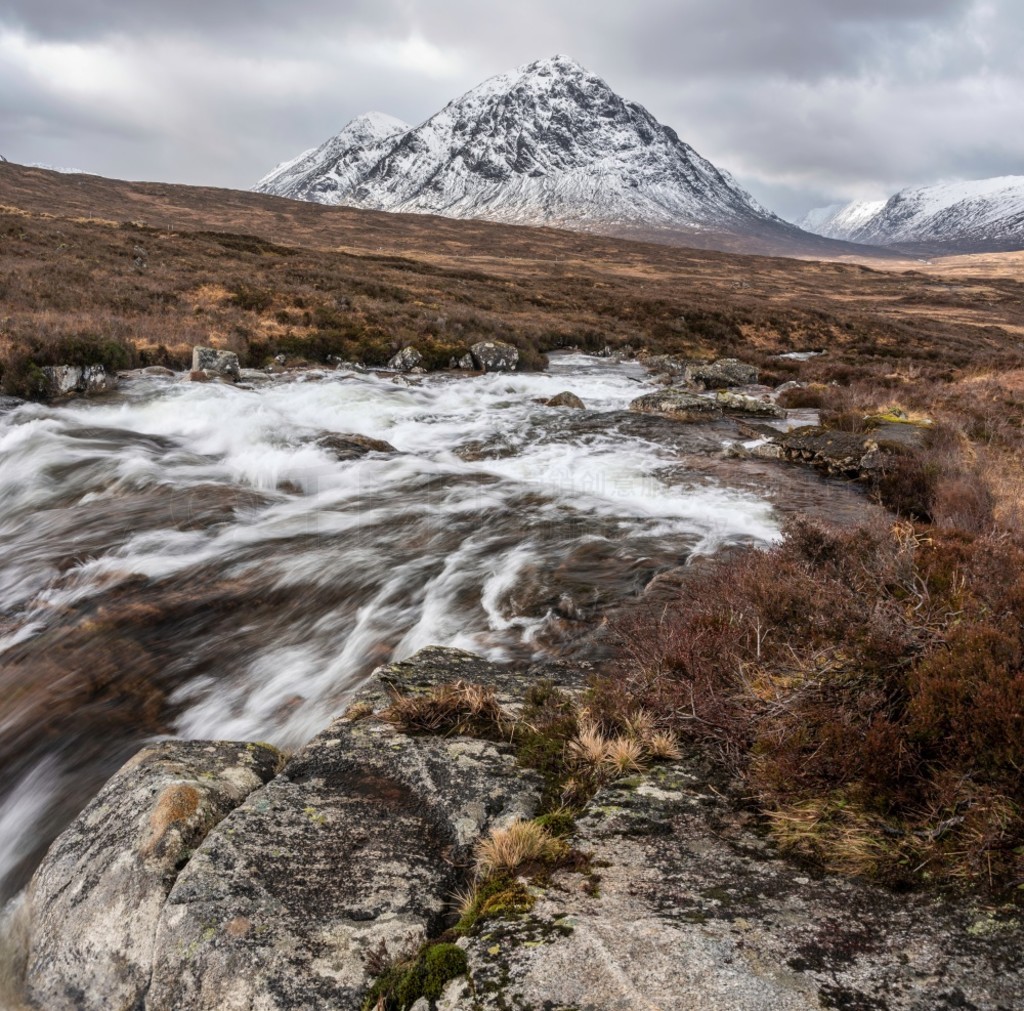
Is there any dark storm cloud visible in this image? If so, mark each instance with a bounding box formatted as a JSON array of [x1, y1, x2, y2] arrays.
[[1, 1, 1021, 218]]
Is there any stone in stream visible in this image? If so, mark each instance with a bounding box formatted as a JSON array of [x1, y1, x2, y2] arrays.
[[714, 390, 787, 418], [387, 346, 423, 372], [40, 364, 116, 399], [470, 340, 519, 372], [545, 391, 586, 409], [315, 432, 397, 460], [191, 346, 240, 382], [457, 353, 476, 370], [22, 741, 282, 1011], [685, 357, 759, 389], [629, 389, 722, 422]]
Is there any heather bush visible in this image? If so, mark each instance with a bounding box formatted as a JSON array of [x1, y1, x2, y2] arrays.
[[606, 518, 1024, 896]]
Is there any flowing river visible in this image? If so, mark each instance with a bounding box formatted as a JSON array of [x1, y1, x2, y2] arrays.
[[0, 353, 875, 902]]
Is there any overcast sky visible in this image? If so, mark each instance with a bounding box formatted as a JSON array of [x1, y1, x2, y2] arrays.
[[1, 0, 1021, 219]]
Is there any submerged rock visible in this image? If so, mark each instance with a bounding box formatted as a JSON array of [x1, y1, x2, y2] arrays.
[[191, 346, 240, 381], [629, 390, 722, 422], [23, 741, 281, 1011], [545, 391, 586, 409], [316, 432, 398, 460], [470, 340, 519, 372], [388, 346, 423, 372]]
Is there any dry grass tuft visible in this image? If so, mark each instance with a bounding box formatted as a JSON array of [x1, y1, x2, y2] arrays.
[[603, 736, 647, 776], [474, 819, 568, 879], [647, 731, 683, 760], [381, 681, 510, 737], [566, 719, 611, 768], [764, 798, 900, 879]]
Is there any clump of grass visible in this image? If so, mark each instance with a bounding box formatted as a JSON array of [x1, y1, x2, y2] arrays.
[[451, 874, 536, 935], [362, 935, 467, 1011], [602, 736, 647, 776], [381, 681, 510, 737], [474, 818, 568, 880]]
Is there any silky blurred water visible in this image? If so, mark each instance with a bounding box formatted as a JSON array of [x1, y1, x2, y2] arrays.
[[0, 353, 870, 900]]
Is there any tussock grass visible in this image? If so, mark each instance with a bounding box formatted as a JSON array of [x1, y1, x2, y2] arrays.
[[381, 681, 511, 737], [473, 818, 568, 879]]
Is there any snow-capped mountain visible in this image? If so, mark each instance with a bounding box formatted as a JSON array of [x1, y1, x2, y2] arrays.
[[256, 112, 410, 202], [798, 177, 1024, 250], [797, 201, 887, 241], [255, 56, 785, 237]]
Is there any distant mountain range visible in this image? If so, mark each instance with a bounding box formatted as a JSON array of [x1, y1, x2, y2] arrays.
[[255, 55, 888, 259], [798, 177, 1024, 252]]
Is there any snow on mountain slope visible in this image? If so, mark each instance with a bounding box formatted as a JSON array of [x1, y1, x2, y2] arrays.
[[255, 56, 782, 235], [797, 200, 887, 241], [799, 177, 1024, 249], [255, 111, 410, 202]]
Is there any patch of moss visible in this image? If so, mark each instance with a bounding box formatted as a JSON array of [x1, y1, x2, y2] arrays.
[[534, 810, 576, 838], [455, 874, 536, 936], [362, 942, 468, 1010]]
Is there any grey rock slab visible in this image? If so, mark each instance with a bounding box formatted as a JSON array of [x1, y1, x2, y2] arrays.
[[23, 740, 280, 1011], [453, 764, 1023, 1010], [686, 357, 759, 389], [714, 390, 787, 418], [147, 763, 453, 1010], [41, 364, 116, 399], [387, 346, 423, 371], [148, 648, 546, 1010], [629, 390, 722, 422]]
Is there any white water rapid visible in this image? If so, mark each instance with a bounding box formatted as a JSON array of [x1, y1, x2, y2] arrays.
[[0, 353, 871, 900]]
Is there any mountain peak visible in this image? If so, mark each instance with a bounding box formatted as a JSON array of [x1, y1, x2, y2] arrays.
[[520, 54, 588, 75], [256, 56, 778, 236]]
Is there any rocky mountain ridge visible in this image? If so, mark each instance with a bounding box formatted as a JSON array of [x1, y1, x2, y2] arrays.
[[255, 55, 877, 258], [798, 176, 1024, 252]]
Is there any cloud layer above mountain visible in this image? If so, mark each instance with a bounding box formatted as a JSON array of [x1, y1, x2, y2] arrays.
[[1, 0, 1021, 217]]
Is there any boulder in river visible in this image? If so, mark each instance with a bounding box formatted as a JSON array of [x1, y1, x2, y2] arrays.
[[629, 390, 722, 422], [714, 390, 787, 418], [735, 419, 931, 478], [470, 340, 519, 372], [685, 357, 759, 389], [41, 364, 116, 399], [387, 346, 423, 372], [457, 353, 476, 370], [191, 346, 240, 381], [545, 391, 586, 409]]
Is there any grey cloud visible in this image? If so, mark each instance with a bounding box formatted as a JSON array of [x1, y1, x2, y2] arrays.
[[1, 1, 1022, 217]]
